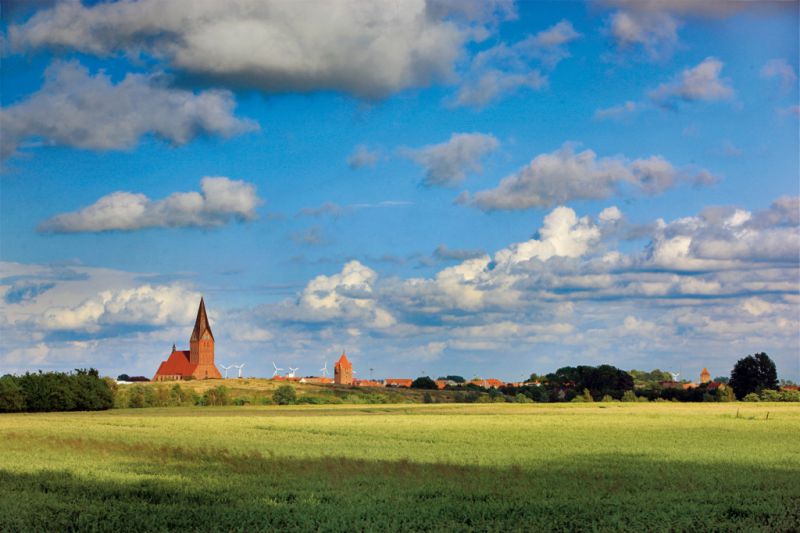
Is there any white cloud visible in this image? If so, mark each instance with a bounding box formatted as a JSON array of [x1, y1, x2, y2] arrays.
[[648, 57, 734, 107], [467, 143, 717, 211], [760, 58, 798, 92], [8, 0, 513, 100], [607, 10, 679, 60], [347, 144, 380, 169], [39, 177, 262, 233], [289, 260, 396, 329], [0, 61, 257, 160], [593, 101, 639, 120], [399, 132, 500, 187], [39, 284, 201, 332], [452, 20, 580, 108]]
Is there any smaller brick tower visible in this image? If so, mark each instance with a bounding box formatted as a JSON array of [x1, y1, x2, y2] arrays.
[[334, 352, 353, 385], [700, 367, 711, 384]]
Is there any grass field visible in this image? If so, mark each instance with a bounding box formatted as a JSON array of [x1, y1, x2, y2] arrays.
[[2, 403, 799, 532]]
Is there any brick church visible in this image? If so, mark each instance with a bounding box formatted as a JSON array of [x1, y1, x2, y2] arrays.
[[152, 298, 222, 381], [334, 352, 353, 385]]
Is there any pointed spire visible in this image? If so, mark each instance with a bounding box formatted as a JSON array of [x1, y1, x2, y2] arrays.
[[190, 297, 214, 341], [172, 343, 176, 353]]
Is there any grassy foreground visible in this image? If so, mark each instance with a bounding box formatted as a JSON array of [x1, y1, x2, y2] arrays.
[[1, 403, 799, 532]]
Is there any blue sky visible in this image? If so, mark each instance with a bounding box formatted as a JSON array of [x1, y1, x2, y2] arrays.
[[1, 0, 798, 382]]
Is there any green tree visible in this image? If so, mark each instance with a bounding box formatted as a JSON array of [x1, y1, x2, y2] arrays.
[[730, 352, 778, 399], [411, 376, 438, 390], [582, 388, 594, 402], [0, 375, 25, 412], [272, 384, 297, 405], [204, 385, 232, 406], [716, 386, 735, 402]]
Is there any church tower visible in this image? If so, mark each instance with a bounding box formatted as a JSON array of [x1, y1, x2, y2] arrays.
[[189, 298, 222, 379], [334, 352, 353, 385]]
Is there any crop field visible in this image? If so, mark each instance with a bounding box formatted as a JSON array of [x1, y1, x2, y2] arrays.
[[1, 403, 799, 532]]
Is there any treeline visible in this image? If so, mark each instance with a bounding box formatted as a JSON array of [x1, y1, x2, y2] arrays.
[[0, 369, 113, 412]]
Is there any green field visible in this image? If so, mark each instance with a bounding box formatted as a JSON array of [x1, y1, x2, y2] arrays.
[[2, 403, 799, 532]]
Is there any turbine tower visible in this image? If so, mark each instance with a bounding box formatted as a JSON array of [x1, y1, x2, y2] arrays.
[[220, 364, 233, 379], [320, 361, 328, 377], [272, 362, 283, 378], [287, 367, 299, 378], [234, 363, 245, 379]]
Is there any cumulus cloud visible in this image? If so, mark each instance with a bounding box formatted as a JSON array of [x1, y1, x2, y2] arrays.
[[0, 61, 257, 161], [466, 143, 717, 211], [452, 20, 580, 108], [399, 132, 500, 186], [39, 177, 261, 233], [8, 0, 513, 100], [648, 57, 734, 107], [38, 284, 201, 333], [288, 260, 396, 328], [644, 197, 800, 270], [347, 145, 380, 169], [760, 58, 798, 92]]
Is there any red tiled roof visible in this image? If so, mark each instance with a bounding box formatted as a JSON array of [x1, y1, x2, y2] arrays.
[[153, 350, 196, 379], [385, 378, 413, 387], [335, 352, 352, 370]]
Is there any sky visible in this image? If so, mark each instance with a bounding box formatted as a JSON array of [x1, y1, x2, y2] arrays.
[[1, 0, 798, 383]]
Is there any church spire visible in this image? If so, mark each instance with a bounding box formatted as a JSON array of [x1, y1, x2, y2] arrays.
[[190, 297, 214, 341]]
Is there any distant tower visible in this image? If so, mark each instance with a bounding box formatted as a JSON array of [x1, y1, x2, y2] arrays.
[[700, 368, 711, 384], [334, 352, 353, 385], [189, 297, 222, 379]]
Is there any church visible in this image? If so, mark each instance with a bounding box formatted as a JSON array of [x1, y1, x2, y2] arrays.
[[152, 298, 222, 381]]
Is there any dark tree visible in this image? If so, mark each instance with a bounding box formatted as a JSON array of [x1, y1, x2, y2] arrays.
[[730, 352, 778, 399], [411, 376, 438, 390], [117, 374, 131, 381], [437, 375, 465, 383]]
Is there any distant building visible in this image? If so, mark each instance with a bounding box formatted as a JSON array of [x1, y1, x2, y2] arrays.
[[700, 368, 711, 384], [334, 352, 353, 385], [353, 379, 383, 387], [302, 377, 333, 385], [385, 378, 413, 387], [153, 298, 222, 381], [470, 378, 504, 389]]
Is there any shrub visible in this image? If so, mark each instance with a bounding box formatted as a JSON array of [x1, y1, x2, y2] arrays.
[[779, 389, 800, 402], [203, 386, 232, 406], [716, 386, 736, 402], [582, 388, 594, 402], [601, 394, 614, 403], [423, 392, 433, 404], [621, 390, 637, 402], [515, 393, 533, 403], [759, 389, 781, 402], [272, 385, 297, 405], [743, 393, 760, 402]]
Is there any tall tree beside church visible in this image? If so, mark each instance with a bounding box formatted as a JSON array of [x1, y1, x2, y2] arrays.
[[729, 353, 778, 399]]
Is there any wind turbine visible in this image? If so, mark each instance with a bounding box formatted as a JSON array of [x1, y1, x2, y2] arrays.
[[670, 372, 680, 382], [320, 361, 328, 377], [272, 362, 283, 378], [287, 367, 299, 378], [234, 363, 245, 379], [220, 364, 233, 379]]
